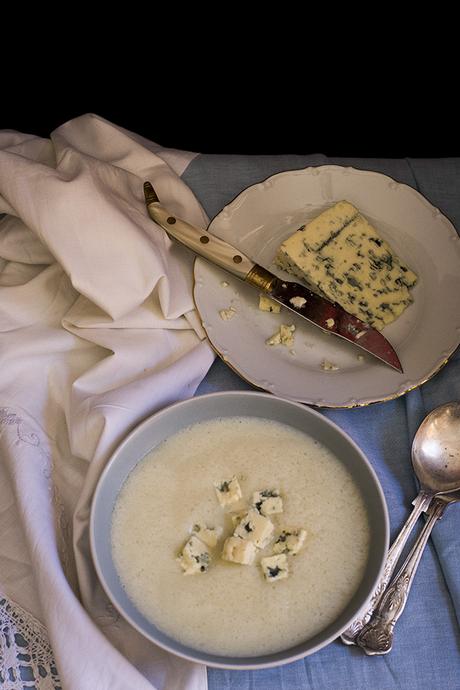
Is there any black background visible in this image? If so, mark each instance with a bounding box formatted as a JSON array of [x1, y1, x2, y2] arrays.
[[3, 101, 456, 158], [2, 49, 457, 158], [3, 97, 457, 159]]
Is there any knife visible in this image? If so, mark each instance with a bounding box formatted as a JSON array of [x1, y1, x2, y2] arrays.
[[144, 181, 403, 372]]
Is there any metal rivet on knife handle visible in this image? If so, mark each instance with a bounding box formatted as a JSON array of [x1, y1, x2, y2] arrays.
[[233, 255, 243, 264], [200, 235, 210, 244], [167, 217, 176, 224]]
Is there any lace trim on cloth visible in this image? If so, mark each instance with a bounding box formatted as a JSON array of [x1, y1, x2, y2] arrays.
[[0, 593, 61, 689], [0, 407, 62, 688]]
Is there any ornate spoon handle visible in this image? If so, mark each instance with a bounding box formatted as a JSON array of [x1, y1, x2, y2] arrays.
[[355, 498, 446, 655], [340, 490, 432, 645]]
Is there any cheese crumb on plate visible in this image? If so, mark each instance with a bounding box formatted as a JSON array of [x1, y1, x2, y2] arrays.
[[321, 359, 339, 371], [219, 307, 236, 321], [266, 324, 295, 347], [289, 296, 307, 308], [259, 295, 281, 313]]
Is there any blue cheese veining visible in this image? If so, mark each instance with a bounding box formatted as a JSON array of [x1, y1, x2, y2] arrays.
[[261, 554, 289, 582], [252, 489, 283, 516], [233, 509, 274, 548], [275, 201, 417, 330], [272, 529, 307, 556]]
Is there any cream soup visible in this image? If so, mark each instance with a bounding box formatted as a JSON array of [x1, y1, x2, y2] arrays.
[[111, 417, 370, 656]]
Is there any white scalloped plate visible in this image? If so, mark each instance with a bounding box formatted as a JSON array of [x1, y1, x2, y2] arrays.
[[193, 165, 460, 407]]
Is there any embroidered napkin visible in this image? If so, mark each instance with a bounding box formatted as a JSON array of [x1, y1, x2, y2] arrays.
[[0, 114, 215, 690]]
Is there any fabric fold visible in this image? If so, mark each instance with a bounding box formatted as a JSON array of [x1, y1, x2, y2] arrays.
[[0, 114, 214, 690]]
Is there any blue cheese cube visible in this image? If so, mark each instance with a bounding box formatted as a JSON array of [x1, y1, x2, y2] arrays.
[[221, 536, 257, 565], [230, 511, 247, 529], [191, 524, 223, 548], [233, 509, 274, 549], [215, 476, 242, 507], [177, 535, 211, 575], [261, 554, 289, 582], [272, 529, 307, 556], [252, 489, 283, 516]]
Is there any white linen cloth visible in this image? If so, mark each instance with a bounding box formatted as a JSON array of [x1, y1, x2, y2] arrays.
[[0, 114, 215, 690]]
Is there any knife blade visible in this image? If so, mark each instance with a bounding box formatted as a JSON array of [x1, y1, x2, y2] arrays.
[[144, 181, 403, 372]]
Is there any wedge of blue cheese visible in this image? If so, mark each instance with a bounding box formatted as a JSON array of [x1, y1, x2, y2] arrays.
[[252, 489, 283, 516], [233, 509, 274, 549], [272, 529, 307, 556], [275, 201, 417, 330], [261, 554, 289, 582], [177, 535, 211, 575]]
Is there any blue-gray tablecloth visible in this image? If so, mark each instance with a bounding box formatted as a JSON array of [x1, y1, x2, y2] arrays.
[[182, 154, 460, 690]]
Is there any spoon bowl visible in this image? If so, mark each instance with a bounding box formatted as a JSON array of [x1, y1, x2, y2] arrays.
[[412, 401, 460, 493]]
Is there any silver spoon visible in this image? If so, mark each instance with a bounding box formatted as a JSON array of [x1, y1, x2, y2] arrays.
[[341, 401, 460, 645], [355, 487, 460, 654]]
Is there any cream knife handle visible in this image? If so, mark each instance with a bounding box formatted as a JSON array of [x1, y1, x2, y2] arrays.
[[146, 201, 255, 280]]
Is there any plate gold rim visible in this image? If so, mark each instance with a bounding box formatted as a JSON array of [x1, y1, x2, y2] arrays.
[[193, 269, 458, 408], [193, 164, 460, 408]]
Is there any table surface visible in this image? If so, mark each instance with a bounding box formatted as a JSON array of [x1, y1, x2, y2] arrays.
[[183, 154, 460, 690]]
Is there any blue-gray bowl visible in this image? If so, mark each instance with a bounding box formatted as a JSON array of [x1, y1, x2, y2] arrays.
[[90, 391, 389, 669]]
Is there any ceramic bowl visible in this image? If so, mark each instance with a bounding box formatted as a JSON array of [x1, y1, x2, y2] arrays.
[[90, 391, 389, 669]]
